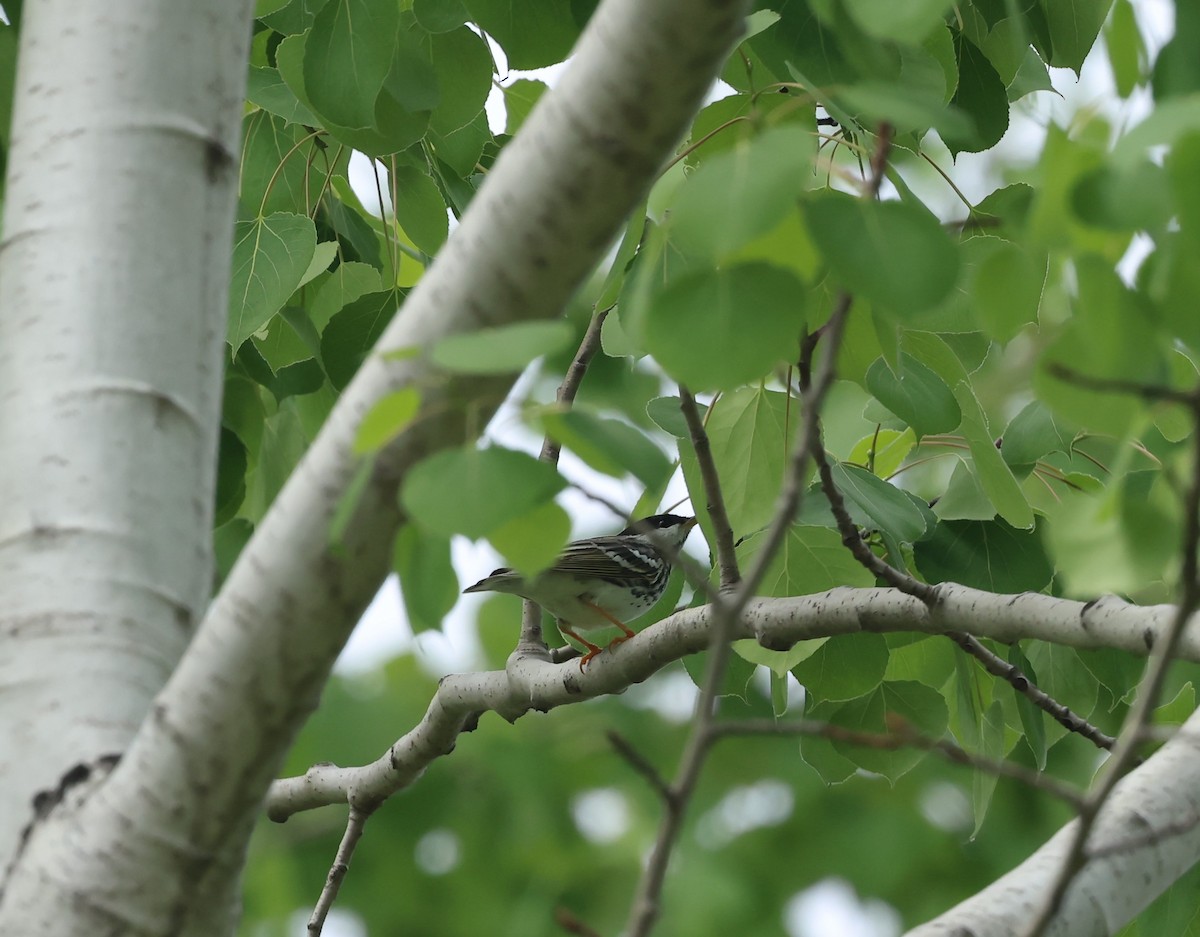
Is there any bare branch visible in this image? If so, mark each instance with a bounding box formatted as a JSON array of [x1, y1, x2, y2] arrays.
[[679, 386, 741, 591], [607, 730, 675, 806], [945, 632, 1116, 751], [308, 808, 370, 937], [266, 584, 1200, 821], [707, 719, 1084, 808], [1046, 363, 1197, 406], [622, 123, 894, 937], [519, 307, 613, 653]]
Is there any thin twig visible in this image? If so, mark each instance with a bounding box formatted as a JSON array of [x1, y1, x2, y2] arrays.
[[805, 353, 1117, 754], [1046, 363, 1195, 405], [308, 807, 369, 936], [679, 386, 741, 590], [554, 907, 604, 937], [621, 124, 895, 937], [945, 632, 1116, 750], [1022, 393, 1200, 937], [607, 730, 675, 805], [707, 719, 1084, 808], [518, 307, 612, 652]]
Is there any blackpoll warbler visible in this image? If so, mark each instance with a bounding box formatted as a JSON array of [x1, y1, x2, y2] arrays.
[[463, 513, 697, 668]]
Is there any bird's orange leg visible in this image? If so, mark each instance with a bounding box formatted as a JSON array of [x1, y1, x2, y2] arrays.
[[560, 624, 605, 671]]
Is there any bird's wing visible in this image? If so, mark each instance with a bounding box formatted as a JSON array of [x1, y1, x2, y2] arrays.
[[549, 536, 663, 583]]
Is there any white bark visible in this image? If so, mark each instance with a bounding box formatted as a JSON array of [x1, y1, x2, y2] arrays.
[[908, 714, 1200, 936], [266, 585, 1188, 818], [0, 0, 749, 932], [0, 0, 246, 869]]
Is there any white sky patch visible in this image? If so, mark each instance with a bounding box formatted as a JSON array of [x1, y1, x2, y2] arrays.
[[572, 787, 632, 844], [696, 779, 795, 848], [785, 879, 901, 937], [415, 828, 462, 875]]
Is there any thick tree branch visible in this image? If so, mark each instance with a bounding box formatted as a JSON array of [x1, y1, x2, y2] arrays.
[[268, 585, 1197, 820]]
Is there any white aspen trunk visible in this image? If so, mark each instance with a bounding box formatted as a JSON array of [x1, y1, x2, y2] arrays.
[[0, 0, 251, 923]]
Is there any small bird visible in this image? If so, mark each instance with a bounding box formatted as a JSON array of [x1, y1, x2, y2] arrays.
[[463, 513, 697, 668]]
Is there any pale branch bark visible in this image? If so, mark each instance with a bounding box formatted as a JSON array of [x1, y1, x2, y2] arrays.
[[0, 0, 752, 931], [308, 808, 368, 936], [267, 584, 1194, 820], [907, 704, 1200, 937], [0, 0, 247, 919], [520, 306, 613, 652], [678, 386, 741, 591], [1021, 398, 1200, 937], [706, 720, 1084, 808]]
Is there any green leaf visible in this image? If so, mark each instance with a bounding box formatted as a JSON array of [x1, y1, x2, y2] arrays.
[[1037, 255, 1165, 437], [310, 262, 383, 332], [391, 165, 448, 254], [935, 459, 996, 521], [354, 388, 421, 455], [847, 428, 915, 478], [666, 124, 815, 260], [299, 241, 338, 287], [1001, 401, 1074, 469], [1071, 160, 1172, 232], [428, 26, 493, 134], [320, 290, 400, 389], [679, 386, 794, 536], [970, 238, 1046, 341], [247, 65, 318, 125], [430, 320, 574, 374], [739, 524, 877, 599], [865, 353, 962, 437], [830, 680, 950, 781], [646, 395, 707, 439], [393, 525, 459, 632], [538, 409, 673, 490], [804, 192, 958, 318], [829, 462, 931, 543], [943, 32, 1009, 155], [487, 500, 571, 577], [215, 427, 248, 525], [228, 213, 318, 349], [412, 0, 467, 32], [833, 82, 973, 139], [956, 380, 1033, 528], [1008, 644, 1048, 769], [303, 0, 400, 129], [972, 699, 1005, 834], [642, 263, 807, 391], [1036, 0, 1115, 74], [914, 518, 1053, 593], [463, 0, 580, 70], [401, 445, 566, 539], [842, 0, 951, 43], [503, 79, 548, 135], [791, 632, 890, 703], [683, 648, 756, 701]]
